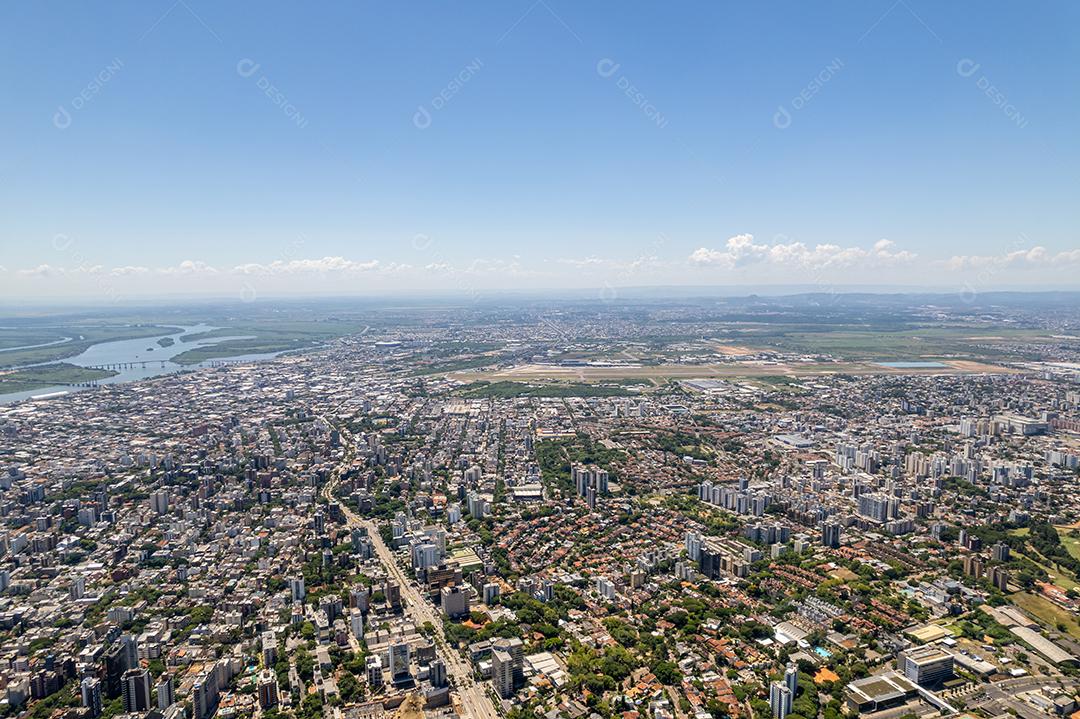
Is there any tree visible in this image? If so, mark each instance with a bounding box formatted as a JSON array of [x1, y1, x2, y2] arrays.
[[297, 692, 323, 719], [339, 672, 363, 702], [651, 660, 682, 686], [189, 605, 213, 624]]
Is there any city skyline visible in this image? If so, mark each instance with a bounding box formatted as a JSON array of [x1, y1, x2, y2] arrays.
[[6, 6, 1080, 719], [3, 294, 1080, 719]]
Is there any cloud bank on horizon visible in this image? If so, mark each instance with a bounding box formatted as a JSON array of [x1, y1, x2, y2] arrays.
[[5, 234, 1080, 301]]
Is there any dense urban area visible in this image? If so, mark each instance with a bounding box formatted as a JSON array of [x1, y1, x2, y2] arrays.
[[3, 294, 1080, 719]]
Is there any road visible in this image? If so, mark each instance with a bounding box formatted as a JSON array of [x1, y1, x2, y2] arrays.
[[320, 419, 500, 719]]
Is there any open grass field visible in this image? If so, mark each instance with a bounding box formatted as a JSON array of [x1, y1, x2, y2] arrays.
[[1010, 591, 1080, 641], [749, 326, 1059, 361], [448, 357, 1017, 383], [455, 380, 640, 399], [1020, 552, 1080, 592], [171, 337, 319, 365], [0, 363, 117, 393], [171, 319, 371, 364], [1055, 527, 1080, 562], [0, 328, 72, 351]]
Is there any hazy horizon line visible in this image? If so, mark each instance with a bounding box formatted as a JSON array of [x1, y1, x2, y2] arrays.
[[5, 283, 1080, 311]]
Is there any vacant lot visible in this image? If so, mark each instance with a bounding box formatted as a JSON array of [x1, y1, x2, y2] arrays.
[[756, 326, 1054, 361], [456, 380, 638, 399], [1056, 527, 1080, 562], [1010, 591, 1080, 641], [449, 358, 1016, 383]]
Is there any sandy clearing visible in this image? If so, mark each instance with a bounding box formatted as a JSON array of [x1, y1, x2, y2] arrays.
[[944, 359, 1019, 373], [710, 343, 754, 356], [448, 359, 1016, 382]]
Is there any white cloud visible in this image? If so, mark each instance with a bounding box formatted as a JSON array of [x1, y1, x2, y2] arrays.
[[689, 234, 916, 269], [231, 257, 380, 275], [557, 256, 606, 267], [18, 264, 64, 277], [14, 238, 1080, 299], [943, 246, 1080, 270], [554, 255, 664, 277], [461, 258, 533, 276], [625, 255, 661, 273], [18, 264, 114, 278], [158, 260, 219, 276]]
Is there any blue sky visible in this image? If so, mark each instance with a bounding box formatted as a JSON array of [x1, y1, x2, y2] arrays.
[[2, 1, 1078, 298]]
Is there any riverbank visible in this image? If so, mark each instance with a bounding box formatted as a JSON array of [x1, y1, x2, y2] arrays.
[[0, 363, 118, 393]]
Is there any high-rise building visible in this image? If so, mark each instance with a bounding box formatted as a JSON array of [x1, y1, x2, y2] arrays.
[[257, 671, 279, 710], [156, 673, 175, 710], [572, 465, 609, 499], [384, 581, 402, 609], [770, 682, 791, 719], [784, 663, 799, 700], [389, 642, 410, 683], [349, 608, 364, 639], [289, 576, 305, 602], [430, 659, 447, 688], [192, 668, 220, 719], [963, 555, 984, 579], [988, 565, 1010, 591], [120, 634, 139, 672], [261, 631, 277, 667], [81, 677, 102, 718], [467, 493, 489, 519], [150, 490, 169, 515], [857, 493, 891, 522], [103, 643, 125, 698], [366, 655, 384, 689], [898, 646, 954, 687], [412, 542, 440, 571], [349, 586, 369, 610], [492, 649, 514, 698], [492, 637, 524, 688], [685, 531, 703, 562], [441, 585, 470, 618], [121, 669, 152, 713], [319, 594, 343, 623], [821, 522, 841, 548]]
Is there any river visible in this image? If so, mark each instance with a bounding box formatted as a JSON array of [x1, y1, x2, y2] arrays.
[[0, 324, 289, 405]]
